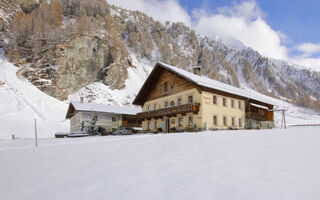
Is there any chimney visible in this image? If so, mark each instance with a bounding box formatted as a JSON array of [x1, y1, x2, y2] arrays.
[[80, 97, 84, 103], [192, 66, 202, 76]]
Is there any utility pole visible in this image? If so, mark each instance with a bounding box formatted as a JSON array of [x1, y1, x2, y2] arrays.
[[34, 118, 38, 147]]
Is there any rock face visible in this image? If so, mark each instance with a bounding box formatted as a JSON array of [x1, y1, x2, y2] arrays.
[[17, 35, 129, 100], [1, 0, 320, 109]]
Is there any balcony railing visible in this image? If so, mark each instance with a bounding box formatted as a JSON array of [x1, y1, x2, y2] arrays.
[[138, 103, 200, 119], [246, 112, 268, 121]]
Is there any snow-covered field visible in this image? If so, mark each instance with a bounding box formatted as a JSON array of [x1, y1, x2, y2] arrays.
[[1, 126, 320, 200]]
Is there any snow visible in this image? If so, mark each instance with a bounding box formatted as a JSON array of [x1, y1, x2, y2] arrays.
[[1, 126, 320, 200], [0, 52, 69, 139], [70, 101, 141, 115], [250, 103, 269, 110]]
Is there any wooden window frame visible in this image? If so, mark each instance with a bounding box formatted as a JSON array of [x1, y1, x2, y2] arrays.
[[112, 116, 117, 122], [213, 95, 217, 105], [223, 116, 227, 126], [187, 95, 193, 104], [164, 82, 168, 92], [154, 120, 158, 129], [147, 121, 151, 130], [177, 97, 182, 105], [223, 97, 227, 107], [213, 115, 217, 125], [178, 117, 183, 127], [188, 115, 194, 126], [164, 101, 169, 108]]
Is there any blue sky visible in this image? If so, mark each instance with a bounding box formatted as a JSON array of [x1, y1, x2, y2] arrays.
[[109, 0, 320, 70], [179, 0, 320, 57]]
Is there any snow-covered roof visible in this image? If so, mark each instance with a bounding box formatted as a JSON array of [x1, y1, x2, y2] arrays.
[[157, 62, 274, 105], [250, 103, 269, 110], [67, 101, 141, 118]]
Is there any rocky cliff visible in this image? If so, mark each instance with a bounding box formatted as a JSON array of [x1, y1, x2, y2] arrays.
[[1, 0, 319, 109]]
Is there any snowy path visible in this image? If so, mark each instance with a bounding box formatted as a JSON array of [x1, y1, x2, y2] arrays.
[[1, 127, 320, 200]]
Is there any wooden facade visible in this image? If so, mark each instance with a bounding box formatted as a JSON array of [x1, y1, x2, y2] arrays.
[[145, 68, 201, 102]]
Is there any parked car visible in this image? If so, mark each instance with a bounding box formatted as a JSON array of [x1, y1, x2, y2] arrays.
[[112, 127, 133, 135], [67, 131, 89, 137], [55, 131, 89, 138]]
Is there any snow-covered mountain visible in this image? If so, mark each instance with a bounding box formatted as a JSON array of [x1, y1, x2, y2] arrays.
[[2, 0, 319, 109]]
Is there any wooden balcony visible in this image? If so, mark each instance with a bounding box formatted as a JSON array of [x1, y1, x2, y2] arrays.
[[246, 112, 268, 121], [138, 103, 200, 120]]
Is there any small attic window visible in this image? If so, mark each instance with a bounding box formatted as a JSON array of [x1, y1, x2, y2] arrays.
[[164, 82, 168, 92], [170, 82, 174, 90]]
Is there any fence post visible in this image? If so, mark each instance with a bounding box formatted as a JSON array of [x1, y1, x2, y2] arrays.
[[35, 118, 38, 147]]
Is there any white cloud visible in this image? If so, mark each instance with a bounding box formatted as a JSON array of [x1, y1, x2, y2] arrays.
[[291, 57, 320, 72], [296, 43, 320, 57], [192, 1, 288, 60], [107, 0, 192, 27]]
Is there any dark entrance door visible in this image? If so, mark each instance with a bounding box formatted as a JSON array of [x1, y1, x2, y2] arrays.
[[166, 119, 170, 133]]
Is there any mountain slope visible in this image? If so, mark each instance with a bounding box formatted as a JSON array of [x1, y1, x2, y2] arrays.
[[2, 0, 319, 111], [0, 51, 68, 139]]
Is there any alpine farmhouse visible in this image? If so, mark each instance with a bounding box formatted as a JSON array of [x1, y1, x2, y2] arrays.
[[133, 62, 275, 133]]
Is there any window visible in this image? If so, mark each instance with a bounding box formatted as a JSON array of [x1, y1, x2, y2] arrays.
[[171, 119, 175, 124], [213, 95, 217, 105], [178, 117, 183, 127], [153, 104, 157, 110], [213, 116, 217, 125], [231, 99, 234, 108], [177, 97, 182, 105], [188, 116, 194, 126], [239, 118, 242, 127], [238, 101, 242, 110], [154, 120, 158, 129], [112, 117, 117, 122], [223, 116, 227, 126], [232, 117, 235, 126], [223, 98, 227, 107], [147, 105, 150, 111], [165, 101, 169, 108], [164, 82, 168, 92], [170, 101, 175, 106], [147, 122, 151, 130], [188, 95, 193, 104]]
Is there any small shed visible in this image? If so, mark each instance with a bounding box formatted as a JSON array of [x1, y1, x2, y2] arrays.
[[66, 101, 142, 133]]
